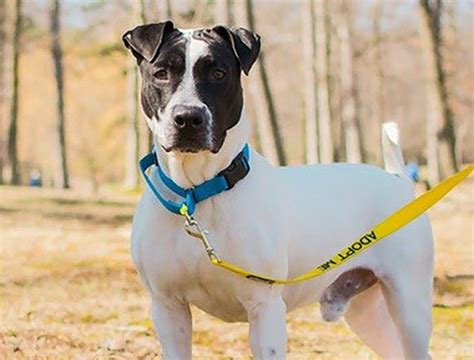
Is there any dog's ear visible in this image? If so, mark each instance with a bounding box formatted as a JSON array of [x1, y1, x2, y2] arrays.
[[122, 21, 175, 63], [212, 25, 261, 75]]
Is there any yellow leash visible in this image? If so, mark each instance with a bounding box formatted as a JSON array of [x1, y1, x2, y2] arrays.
[[181, 164, 473, 285]]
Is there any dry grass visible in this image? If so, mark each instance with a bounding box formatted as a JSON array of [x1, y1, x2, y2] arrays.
[[1, 180, 473, 359]]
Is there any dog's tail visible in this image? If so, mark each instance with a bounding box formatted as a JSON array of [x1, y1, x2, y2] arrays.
[[382, 122, 408, 179]]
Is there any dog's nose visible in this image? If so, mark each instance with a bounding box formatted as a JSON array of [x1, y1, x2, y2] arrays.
[[172, 105, 206, 130]]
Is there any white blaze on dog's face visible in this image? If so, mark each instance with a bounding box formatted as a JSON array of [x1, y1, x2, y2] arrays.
[[122, 21, 260, 154]]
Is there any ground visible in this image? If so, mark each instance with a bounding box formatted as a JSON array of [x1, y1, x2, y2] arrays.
[[1, 180, 473, 359]]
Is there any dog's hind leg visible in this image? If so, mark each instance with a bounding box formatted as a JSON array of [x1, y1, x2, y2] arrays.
[[344, 284, 404, 359], [376, 223, 434, 360], [320, 268, 403, 358], [379, 271, 433, 360]]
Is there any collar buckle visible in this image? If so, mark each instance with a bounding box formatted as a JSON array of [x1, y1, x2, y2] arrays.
[[219, 150, 250, 190]]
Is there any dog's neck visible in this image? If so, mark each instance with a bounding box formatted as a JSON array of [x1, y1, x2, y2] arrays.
[[154, 115, 250, 189]]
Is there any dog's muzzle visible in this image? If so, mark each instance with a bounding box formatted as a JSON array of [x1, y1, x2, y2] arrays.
[[164, 104, 211, 153]]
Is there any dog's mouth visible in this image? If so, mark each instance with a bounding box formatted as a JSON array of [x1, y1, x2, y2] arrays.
[[161, 145, 201, 154], [160, 143, 216, 154], [158, 128, 223, 154]]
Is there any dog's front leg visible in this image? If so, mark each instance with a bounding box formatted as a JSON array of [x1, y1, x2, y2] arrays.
[[247, 296, 287, 359], [151, 296, 192, 359]]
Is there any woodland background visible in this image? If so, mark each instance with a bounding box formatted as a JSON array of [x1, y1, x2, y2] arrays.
[[0, 0, 472, 191], [1, 0, 473, 358]]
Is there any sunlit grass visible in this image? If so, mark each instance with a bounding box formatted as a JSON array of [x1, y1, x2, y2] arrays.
[[1, 183, 473, 358]]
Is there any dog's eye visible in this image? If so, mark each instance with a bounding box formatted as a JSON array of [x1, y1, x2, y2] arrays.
[[211, 69, 226, 81], [154, 69, 168, 81]]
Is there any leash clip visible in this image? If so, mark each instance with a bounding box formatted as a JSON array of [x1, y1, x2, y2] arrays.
[[180, 205, 220, 262]]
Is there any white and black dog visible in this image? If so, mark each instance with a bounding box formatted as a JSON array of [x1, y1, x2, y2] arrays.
[[123, 21, 434, 359]]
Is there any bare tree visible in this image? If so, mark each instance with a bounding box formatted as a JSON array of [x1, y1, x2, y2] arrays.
[[370, 0, 385, 165], [315, 0, 333, 163], [6, 0, 21, 184], [328, 0, 344, 161], [50, 0, 69, 189], [337, 0, 364, 163], [215, 0, 233, 26], [240, 0, 286, 165], [0, 0, 6, 183], [124, 0, 146, 189], [302, 0, 318, 164], [444, 0, 466, 166], [136, 0, 152, 152], [419, 0, 458, 184]]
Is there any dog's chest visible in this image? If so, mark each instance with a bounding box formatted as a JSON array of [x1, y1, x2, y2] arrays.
[[132, 211, 271, 322], [178, 261, 249, 322], [132, 165, 288, 322], [175, 234, 251, 321]]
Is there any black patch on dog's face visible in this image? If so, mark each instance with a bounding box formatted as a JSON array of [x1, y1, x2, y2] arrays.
[[190, 29, 245, 152], [123, 22, 260, 153], [138, 32, 187, 119]]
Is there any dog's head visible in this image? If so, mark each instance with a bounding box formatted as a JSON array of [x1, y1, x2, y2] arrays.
[[122, 21, 260, 154]]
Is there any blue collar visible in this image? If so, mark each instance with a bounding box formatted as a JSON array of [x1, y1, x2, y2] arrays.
[[139, 144, 251, 215]]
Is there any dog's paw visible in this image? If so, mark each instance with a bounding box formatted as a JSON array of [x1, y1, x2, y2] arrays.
[[320, 300, 348, 322]]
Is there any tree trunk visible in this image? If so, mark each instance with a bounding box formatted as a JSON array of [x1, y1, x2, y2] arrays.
[[136, 0, 152, 152], [444, 0, 465, 165], [215, 0, 233, 26], [442, 0, 456, 88], [124, 0, 146, 189], [371, 0, 385, 165], [328, 0, 344, 161], [241, 0, 286, 166], [418, 0, 458, 184], [6, 0, 21, 184], [338, 1, 363, 163], [0, 0, 6, 184], [50, 0, 69, 189], [124, 55, 140, 188], [315, 0, 333, 163], [302, 0, 318, 164]]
